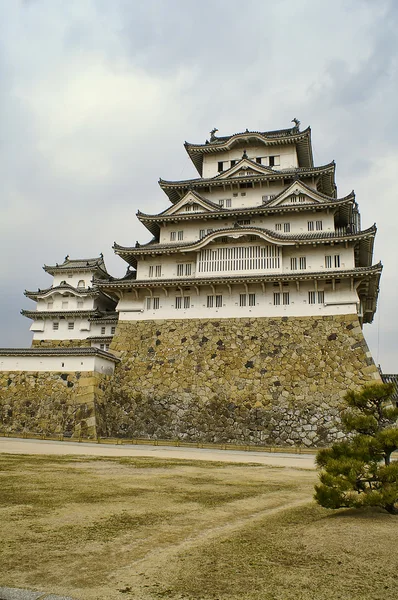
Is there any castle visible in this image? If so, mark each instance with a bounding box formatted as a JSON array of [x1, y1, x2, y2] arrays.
[[0, 122, 383, 445]]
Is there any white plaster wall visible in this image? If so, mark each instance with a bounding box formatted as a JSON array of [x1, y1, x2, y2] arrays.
[[36, 294, 95, 311], [0, 354, 116, 373], [158, 210, 336, 245], [30, 319, 116, 341], [136, 240, 354, 281], [202, 144, 298, 178], [52, 270, 96, 288], [117, 280, 359, 322]]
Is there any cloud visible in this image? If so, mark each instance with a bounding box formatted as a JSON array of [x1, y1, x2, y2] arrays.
[[0, 0, 397, 371]]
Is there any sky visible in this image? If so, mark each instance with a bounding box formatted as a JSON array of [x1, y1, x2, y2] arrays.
[[0, 0, 397, 371]]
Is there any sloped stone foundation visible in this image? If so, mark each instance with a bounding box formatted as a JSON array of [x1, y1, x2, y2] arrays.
[[99, 314, 381, 446], [0, 371, 111, 438]]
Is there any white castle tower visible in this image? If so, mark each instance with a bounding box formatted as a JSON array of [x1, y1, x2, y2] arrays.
[[23, 256, 118, 350], [98, 123, 381, 325]]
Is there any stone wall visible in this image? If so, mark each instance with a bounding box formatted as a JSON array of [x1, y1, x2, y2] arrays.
[[99, 314, 381, 446], [31, 339, 91, 348], [0, 370, 111, 438]]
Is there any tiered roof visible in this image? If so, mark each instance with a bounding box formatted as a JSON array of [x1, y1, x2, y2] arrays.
[[159, 162, 336, 203], [113, 225, 377, 270], [43, 255, 110, 278], [24, 282, 115, 302], [0, 346, 120, 361], [137, 182, 356, 237], [184, 125, 313, 175]]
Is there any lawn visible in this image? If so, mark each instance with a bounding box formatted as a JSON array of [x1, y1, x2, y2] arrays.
[[1, 453, 397, 600]]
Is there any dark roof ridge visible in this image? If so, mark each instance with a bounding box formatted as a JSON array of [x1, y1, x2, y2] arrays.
[[159, 161, 336, 187], [184, 125, 310, 148]]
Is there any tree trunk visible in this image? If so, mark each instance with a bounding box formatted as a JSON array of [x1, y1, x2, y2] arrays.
[[384, 503, 398, 515]]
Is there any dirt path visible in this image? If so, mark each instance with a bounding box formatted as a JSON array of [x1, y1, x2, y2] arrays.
[[106, 494, 312, 599], [0, 437, 316, 469]]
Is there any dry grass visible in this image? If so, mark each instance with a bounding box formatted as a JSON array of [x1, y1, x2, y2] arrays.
[[1, 453, 397, 600]]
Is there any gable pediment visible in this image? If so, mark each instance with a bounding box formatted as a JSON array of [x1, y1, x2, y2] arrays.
[[160, 191, 216, 216], [265, 182, 329, 208], [215, 158, 274, 180]]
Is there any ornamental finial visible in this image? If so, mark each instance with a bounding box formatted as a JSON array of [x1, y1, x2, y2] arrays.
[[292, 118, 300, 130], [64, 254, 69, 262], [242, 149, 248, 159], [210, 128, 218, 141]]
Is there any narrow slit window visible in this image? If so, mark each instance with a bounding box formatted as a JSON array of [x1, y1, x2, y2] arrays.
[[283, 292, 290, 305], [239, 294, 246, 307], [248, 293, 256, 307], [273, 293, 281, 306], [216, 295, 223, 307]]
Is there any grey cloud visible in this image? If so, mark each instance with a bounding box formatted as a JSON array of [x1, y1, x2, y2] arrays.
[[0, 0, 397, 371]]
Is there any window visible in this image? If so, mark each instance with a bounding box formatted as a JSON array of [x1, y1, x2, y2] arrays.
[[226, 199, 232, 207], [299, 195, 306, 202], [334, 254, 341, 268], [256, 157, 262, 164], [146, 297, 151, 310], [216, 294, 223, 308], [177, 263, 191, 276], [268, 155, 280, 167], [177, 231, 184, 241], [68, 322, 74, 330], [316, 220, 323, 231], [308, 291, 324, 304], [308, 291, 316, 304], [239, 294, 247, 307], [184, 296, 190, 309], [170, 231, 176, 241], [308, 221, 314, 231], [53, 322, 59, 330], [325, 255, 332, 269], [284, 223, 291, 233], [207, 228, 213, 235], [155, 265, 161, 277], [101, 326, 106, 335], [175, 297, 182, 309], [198, 244, 280, 273], [233, 192, 238, 197], [185, 205, 191, 212], [153, 297, 160, 310], [291, 257, 297, 270], [77, 280, 85, 288], [100, 344, 104, 350], [62, 301, 68, 309], [207, 295, 214, 308], [248, 293, 256, 307], [299, 257, 307, 270], [199, 229, 205, 239], [193, 204, 200, 211], [230, 160, 236, 167], [275, 223, 282, 231], [218, 199, 224, 207], [111, 326, 116, 334], [273, 293, 281, 306], [149, 265, 154, 277], [283, 292, 290, 305], [240, 182, 253, 189], [237, 219, 251, 225], [218, 161, 224, 172], [77, 300, 83, 308], [241, 192, 246, 196]]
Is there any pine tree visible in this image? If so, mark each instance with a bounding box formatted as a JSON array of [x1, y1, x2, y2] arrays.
[[314, 382, 398, 514]]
